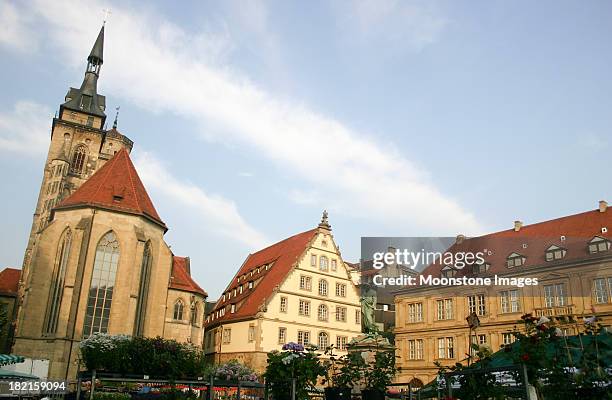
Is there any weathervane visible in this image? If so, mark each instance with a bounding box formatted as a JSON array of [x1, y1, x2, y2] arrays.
[[102, 8, 112, 26]]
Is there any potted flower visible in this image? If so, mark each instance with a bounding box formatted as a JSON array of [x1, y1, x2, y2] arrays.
[[322, 346, 362, 400], [264, 342, 326, 400]]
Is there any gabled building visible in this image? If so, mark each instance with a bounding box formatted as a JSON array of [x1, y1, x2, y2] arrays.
[[394, 201, 612, 386], [204, 213, 362, 371], [13, 26, 207, 380]]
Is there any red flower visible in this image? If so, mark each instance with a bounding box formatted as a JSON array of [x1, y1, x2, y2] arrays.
[[521, 353, 530, 361]]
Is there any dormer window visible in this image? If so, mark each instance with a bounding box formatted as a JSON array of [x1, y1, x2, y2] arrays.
[[248, 281, 254, 289], [472, 262, 490, 274], [545, 245, 566, 262], [589, 236, 611, 254], [507, 253, 526, 268], [441, 266, 456, 278]]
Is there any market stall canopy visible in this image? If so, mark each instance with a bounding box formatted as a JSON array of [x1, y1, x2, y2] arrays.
[[0, 355, 24, 367]]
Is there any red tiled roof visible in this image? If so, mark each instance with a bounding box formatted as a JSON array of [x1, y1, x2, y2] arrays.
[[206, 229, 318, 326], [170, 256, 207, 297], [420, 207, 612, 279], [55, 148, 165, 228], [0, 268, 21, 294]]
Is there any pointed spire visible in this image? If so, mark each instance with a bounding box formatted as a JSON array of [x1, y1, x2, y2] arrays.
[[318, 210, 331, 230], [89, 25, 104, 65], [112, 106, 120, 129], [61, 26, 107, 119]]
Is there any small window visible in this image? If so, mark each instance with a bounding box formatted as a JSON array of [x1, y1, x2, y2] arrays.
[[299, 275, 312, 291], [336, 336, 348, 351], [297, 330, 310, 346], [506, 253, 526, 268], [318, 332, 329, 350], [318, 279, 328, 296], [320, 256, 329, 271], [248, 281, 254, 289], [318, 304, 328, 321], [335, 306, 347, 322], [299, 299, 311, 316], [472, 262, 490, 274], [335, 283, 346, 297], [589, 237, 611, 254], [248, 325, 255, 342], [280, 296, 288, 312], [311, 254, 317, 267], [545, 245, 566, 262], [278, 327, 287, 344], [230, 304, 236, 313], [222, 328, 231, 344], [173, 299, 184, 320], [331, 259, 337, 271], [441, 268, 456, 278], [86, 116, 94, 127]]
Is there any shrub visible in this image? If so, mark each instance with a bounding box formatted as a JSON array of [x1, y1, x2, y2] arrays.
[[79, 334, 208, 379]]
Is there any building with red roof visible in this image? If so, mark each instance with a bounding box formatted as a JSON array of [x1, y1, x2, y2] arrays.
[[394, 201, 612, 386], [13, 26, 206, 380], [204, 212, 362, 372], [0, 268, 21, 353]]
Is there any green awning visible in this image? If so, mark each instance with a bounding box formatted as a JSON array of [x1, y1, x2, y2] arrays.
[[0, 355, 25, 367], [0, 369, 39, 380]]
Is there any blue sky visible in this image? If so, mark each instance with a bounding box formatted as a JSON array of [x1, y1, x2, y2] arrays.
[[1, 0, 610, 299]]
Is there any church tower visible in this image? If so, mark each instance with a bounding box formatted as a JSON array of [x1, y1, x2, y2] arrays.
[[21, 25, 133, 287]]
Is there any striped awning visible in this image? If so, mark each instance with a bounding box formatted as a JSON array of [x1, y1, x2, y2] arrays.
[[0, 355, 25, 366]]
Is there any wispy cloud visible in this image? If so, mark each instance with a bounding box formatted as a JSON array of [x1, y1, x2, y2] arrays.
[[18, 0, 481, 235], [332, 0, 448, 51], [134, 151, 268, 249], [0, 2, 38, 52], [0, 100, 51, 155]]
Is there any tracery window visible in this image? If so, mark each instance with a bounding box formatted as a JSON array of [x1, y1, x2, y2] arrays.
[[83, 231, 119, 337]]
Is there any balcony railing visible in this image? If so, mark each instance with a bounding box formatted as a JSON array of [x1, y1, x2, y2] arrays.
[[534, 304, 574, 317]]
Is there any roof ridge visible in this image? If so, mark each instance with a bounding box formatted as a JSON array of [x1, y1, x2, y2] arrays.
[[122, 150, 143, 214]]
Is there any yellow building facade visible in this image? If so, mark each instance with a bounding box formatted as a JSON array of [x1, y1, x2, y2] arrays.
[[394, 202, 612, 386], [204, 214, 363, 372]]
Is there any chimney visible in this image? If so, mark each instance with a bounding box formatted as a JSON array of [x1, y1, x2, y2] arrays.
[[514, 220, 523, 232], [599, 200, 608, 213], [456, 234, 465, 244]]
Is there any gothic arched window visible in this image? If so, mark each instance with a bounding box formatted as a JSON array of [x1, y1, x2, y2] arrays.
[[44, 228, 72, 334], [173, 299, 184, 320], [83, 231, 119, 337], [71, 145, 88, 175], [134, 241, 152, 336], [191, 301, 200, 325]]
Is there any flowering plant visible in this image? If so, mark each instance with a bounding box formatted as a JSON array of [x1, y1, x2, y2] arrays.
[[213, 360, 259, 382], [264, 342, 326, 400]]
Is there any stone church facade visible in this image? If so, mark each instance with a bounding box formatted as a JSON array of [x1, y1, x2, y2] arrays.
[[13, 26, 207, 380]]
